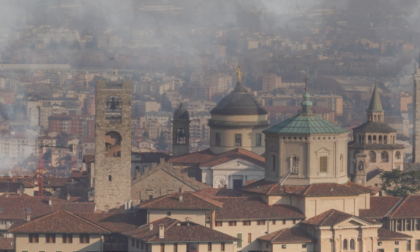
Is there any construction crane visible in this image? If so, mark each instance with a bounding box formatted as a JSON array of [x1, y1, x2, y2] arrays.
[[36, 143, 73, 196]]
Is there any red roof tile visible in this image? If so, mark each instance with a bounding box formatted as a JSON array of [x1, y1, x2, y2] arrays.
[[199, 148, 265, 167], [9, 211, 110, 234], [123, 217, 239, 243], [258, 228, 314, 244], [78, 212, 146, 233], [167, 149, 216, 164], [378, 228, 412, 240], [388, 195, 420, 218], [359, 196, 402, 218], [139, 192, 223, 210], [302, 209, 378, 226], [214, 197, 304, 220], [241, 180, 372, 197], [193, 188, 242, 198], [0, 238, 13, 250]]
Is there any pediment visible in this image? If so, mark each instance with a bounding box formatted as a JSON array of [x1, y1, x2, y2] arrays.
[[209, 159, 265, 170], [335, 217, 371, 228], [315, 147, 331, 155]]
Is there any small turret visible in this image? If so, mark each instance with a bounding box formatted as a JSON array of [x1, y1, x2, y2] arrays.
[[366, 83, 384, 122]]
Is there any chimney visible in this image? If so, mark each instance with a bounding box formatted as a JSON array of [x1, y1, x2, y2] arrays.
[[66, 193, 71, 201], [179, 187, 183, 193], [49, 197, 52, 206], [17, 189, 21, 196], [26, 214, 30, 222], [149, 224, 153, 231], [179, 195, 183, 203], [224, 184, 228, 189], [159, 224, 164, 239]]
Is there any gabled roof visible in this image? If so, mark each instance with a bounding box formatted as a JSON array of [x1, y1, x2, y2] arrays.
[[193, 188, 242, 198], [359, 196, 402, 219], [78, 212, 146, 233], [9, 211, 110, 234], [241, 180, 373, 197], [258, 228, 314, 244], [167, 148, 215, 164], [387, 195, 420, 218], [199, 148, 265, 167], [263, 113, 348, 135], [123, 217, 239, 243], [302, 209, 378, 227], [139, 192, 223, 210], [213, 197, 304, 220]]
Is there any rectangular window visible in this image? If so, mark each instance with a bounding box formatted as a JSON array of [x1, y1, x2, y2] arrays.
[[248, 233, 251, 243], [29, 233, 39, 243], [237, 233, 242, 248], [408, 240, 411, 251], [161, 243, 165, 252], [208, 242, 212, 251], [235, 134, 242, 147], [229, 221, 237, 226], [397, 220, 402, 231], [396, 241, 400, 245], [137, 240, 140, 248], [320, 156, 327, 172], [221, 242, 225, 252], [272, 220, 276, 225], [215, 221, 223, 227], [62, 234, 72, 243], [407, 220, 411, 231], [282, 220, 286, 225], [293, 219, 296, 224], [79, 234, 89, 244], [417, 219, 420, 230], [174, 243, 178, 252], [243, 221, 251, 226], [141, 241, 144, 249], [256, 134, 262, 147], [416, 240, 420, 251], [272, 155, 276, 171], [132, 238, 135, 247], [167, 212, 171, 216], [216, 133, 221, 146], [257, 220, 265, 225], [46, 234, 55, 243]]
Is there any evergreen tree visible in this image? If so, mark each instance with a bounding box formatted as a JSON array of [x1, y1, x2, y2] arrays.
[[381, 169, 420, 197], [156, 132, 168, 150], [161, 93, 172, 112]]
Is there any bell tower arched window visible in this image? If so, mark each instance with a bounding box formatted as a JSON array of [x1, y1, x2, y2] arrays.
[[369, 151, 376, 163], [177, 128, 186, 144], [105, 96, 122, 122]]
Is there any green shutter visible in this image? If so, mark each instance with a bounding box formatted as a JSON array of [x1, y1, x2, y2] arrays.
[[237, 233, 242, 248]]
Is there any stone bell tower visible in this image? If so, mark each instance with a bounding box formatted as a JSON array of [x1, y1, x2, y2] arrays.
[[94, 73, 132, 211], [172, 103, 190, 157], [355, 153, 368, 186]]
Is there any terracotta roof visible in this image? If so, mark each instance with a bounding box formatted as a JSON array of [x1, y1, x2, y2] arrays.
[[199, 148, 265, 167], [131, 152, 171, 163], [70, 170, 88, 178], [241, 180, 372, 197], [258, 228, 314, 244], [378, 228, 412, 240], [139, 192, 223, 210], [9, 211, 110, 234], [123, 217, 239, 243], [302, 209, 378, 226], [193, 188, 242, 198], [388, 195, 420, 218], [359, 196, 402, 219], [0, 196, 95, 220], [167, 148, 216, 164], [0, 238, 13, 250], [78, 212, 146, 233], [214, 197, 304, 220], [43, 178, 71, 188]]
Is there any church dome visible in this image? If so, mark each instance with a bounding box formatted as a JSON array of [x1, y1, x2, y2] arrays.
[[210, 82, 268, 116], [173, 103, 189, 121]]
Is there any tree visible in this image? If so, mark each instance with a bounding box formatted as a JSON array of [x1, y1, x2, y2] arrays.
[[142, 131, 149, 139], [70, 40, 81, 50], [161, 93, 172, 112], [156, 132, 168, 150], [84, 37, 97, 50], [381, 169, 420, 197]]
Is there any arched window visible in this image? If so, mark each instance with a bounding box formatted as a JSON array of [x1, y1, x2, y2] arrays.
[[369, 151, 376, 163], [109, 175, 112, 182], [368, 136, 372, 143], [105, 96, 122, 121], [396, 151, 401, 159], [350, 239, 355, 250], [105, 131, 122, 157], [343, 239, 348, 250], [373, 135, 377, 143], [384, 135, 387, 144], [176, 128, 186, 144], [272, 155, 276, 171], [340, 154, 344, 172], [381, 151, 389, 162], [374, 115, 377, 121], [378, 135, 382, 144]]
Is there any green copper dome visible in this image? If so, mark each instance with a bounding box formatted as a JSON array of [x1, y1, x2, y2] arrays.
[[264, 90, 348, 135]]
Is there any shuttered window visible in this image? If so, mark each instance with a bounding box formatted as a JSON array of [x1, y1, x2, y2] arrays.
[[320, 157, 327, 172]]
